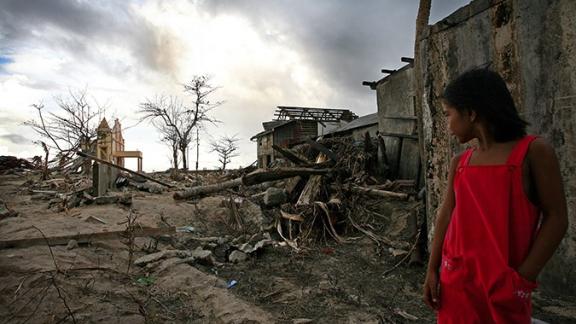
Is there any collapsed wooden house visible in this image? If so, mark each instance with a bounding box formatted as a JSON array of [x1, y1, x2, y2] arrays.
[[250, 106, 357, 168]]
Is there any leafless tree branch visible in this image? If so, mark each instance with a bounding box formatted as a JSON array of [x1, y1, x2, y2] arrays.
[[139, 75, 222, 170], [209, 135, 240, 170]]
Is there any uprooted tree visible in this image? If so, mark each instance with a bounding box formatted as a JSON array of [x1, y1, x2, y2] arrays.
[[139, 75, 221, 170], [24, 89, 106, 174], [209, 135, 240, 170]]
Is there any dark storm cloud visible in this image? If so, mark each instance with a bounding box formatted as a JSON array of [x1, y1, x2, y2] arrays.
[[0, 134, 29, 144], [0, 0, 177, 76], [199, 0, 470, 111]]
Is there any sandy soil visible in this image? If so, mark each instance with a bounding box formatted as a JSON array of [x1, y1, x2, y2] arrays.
[[1, 172, 575, 324]]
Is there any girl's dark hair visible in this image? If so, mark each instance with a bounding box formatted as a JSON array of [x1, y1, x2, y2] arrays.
[[442, 68, 528, 142]]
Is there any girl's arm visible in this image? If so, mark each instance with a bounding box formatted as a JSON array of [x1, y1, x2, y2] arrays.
[[517, 138, 569, 281], [423, 153, 460, 310]]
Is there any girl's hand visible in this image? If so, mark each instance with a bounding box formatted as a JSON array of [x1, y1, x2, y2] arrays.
[[423, 269, 440, 310]]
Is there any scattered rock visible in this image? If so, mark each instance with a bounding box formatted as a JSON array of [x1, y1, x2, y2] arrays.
[[237, 238, 273, 254], [135, 248, 214, 267], [117, 194, 133, 206], [293, 319, 314, 324], [94, 196, 119, 205], [190, 247, 214, 265], [66, 194, 82, 209], [93, 194, 132, 206], [263, 187, 287, 207], [66, 239, 79, 250], [190, 247, 212, 259], [132, 181, 163, 194], [228, 250, 248, 263], [134, 250, 190, 266], [239, 199, 265, 231]]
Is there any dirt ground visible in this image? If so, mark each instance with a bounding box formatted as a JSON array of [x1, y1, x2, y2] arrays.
[[1, 172, 576, 324]]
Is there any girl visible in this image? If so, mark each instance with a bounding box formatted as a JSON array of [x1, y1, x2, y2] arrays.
[[422, 68, 568, 323]]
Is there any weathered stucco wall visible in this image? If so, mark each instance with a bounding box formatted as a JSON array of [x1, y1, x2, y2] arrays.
[[376, 66, 420, 181], [256, 133, 274, 168], [418, 0, 576, 295]]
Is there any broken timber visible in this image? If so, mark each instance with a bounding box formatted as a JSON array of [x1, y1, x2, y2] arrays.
[[297, 153, 328, 205], [173, 167, 333, 200], [272, 145, 311, 165], [339, 185, 409, 200], [0, 226, 176, 249], [77, 151, 174, 188], [305, 138, 338, 162]]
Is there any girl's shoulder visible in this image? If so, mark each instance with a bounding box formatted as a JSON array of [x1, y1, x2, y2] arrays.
[[451, 148, 473, 169], [527, 136, 556, 159], [526, 136, 558, 167]]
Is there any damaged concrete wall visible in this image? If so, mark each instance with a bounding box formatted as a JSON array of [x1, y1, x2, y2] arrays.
[[376, 65, 420, 181], [418, 0, 576, 295]]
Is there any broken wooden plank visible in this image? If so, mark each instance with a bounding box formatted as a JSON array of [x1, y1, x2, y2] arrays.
[[272, 145, 311, 166], [297, 175, 323, 205], [297, 154, 328, 206], [77, 151, 174, 188], [280, 210, 304, 222], [173, 167, 332, 200], [305, 138, 338, 162], [348, 185, 409, 200], [0, 226, 176, 249]]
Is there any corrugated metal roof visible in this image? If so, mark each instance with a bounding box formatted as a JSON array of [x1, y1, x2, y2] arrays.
[[251, 120, 296, 141], [263, 120, 291, 131], [324, 113, 378, 135]]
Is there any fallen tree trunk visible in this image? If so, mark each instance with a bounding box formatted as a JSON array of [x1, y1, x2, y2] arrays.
[[174, 167, 333, 200]]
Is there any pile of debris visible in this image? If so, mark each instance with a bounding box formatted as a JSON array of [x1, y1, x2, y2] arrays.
[[172, 135, 424, 262], [0, 155, 40, 174]]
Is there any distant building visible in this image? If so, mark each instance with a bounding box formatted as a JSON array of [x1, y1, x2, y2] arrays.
[[251, 106, 357, 168], [96, 118, 143, 172]]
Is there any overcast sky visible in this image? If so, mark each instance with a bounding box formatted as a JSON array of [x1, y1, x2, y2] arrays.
[[0, 0, 469, 171]]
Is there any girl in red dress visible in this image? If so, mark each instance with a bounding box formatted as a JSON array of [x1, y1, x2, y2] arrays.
[[423, 69, 568, 323]]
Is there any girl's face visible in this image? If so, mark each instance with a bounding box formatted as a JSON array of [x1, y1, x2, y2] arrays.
[[442, 102, 475, 143]]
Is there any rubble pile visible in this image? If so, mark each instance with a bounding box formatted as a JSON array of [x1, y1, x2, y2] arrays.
[[0, 155, 40, 174], [173, 135, 423, 258]]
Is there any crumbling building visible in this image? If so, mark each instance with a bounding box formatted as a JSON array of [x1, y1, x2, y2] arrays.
[[251, 107, 357, 168]]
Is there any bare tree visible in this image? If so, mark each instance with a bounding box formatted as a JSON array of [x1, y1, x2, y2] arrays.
[[148, 98, 180, 170], [183, 75, 222, 170], [210, 135, 240, 170], [161, 127, 180, 170], [24, 89, 105, 172], [139, 75, 221, 170]]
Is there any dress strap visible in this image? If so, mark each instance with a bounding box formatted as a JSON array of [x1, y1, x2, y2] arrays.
[[506, 135, 538, 166], [458, 148, 474, 168]]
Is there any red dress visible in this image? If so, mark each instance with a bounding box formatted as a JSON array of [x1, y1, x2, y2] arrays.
[[438, 135, 540, 323]]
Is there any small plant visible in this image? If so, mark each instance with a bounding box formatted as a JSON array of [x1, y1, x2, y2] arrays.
[[136, 275, 156, 286]]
